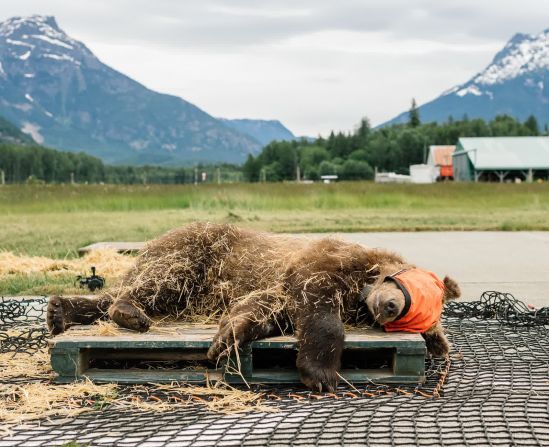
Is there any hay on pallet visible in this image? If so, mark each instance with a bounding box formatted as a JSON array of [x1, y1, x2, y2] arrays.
[[72, 319, 183, 337], [106, 223, 306, 327]]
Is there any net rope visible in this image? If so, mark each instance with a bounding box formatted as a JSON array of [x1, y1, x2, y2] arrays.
[[1, 291, 548, 446]]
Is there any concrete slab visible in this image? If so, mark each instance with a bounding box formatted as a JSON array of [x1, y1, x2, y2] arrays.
[[78, 242, 145, 255], [330, 232, 549, 308]]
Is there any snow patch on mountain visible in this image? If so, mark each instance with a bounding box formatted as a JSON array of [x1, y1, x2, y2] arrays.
[[0, 14, 285, 163], [21, 121, 43, 143], [383, 27, 548, 127], [1, 15, 85, 64], [6, 38, 34, 48], [42, 53, 80, 64], [456, 85, 483, 97], [29, 34, 73, 49], [474, 29, 548, 85], [439, 28, 548, 100]]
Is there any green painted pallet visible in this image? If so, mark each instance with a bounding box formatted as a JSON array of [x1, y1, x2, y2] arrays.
[[49, 324, 426, 385]]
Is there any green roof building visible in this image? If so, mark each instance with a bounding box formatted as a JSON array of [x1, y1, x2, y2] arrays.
[[453, 137, 549, 182]]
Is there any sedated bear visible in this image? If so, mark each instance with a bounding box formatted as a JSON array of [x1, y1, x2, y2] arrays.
[[48, 222, 460, 391]]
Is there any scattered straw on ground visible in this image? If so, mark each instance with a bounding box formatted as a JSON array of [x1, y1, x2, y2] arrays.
[[0, 249, 135, 280], [0, 349, 51, 380], [0, 346, 277, 432]]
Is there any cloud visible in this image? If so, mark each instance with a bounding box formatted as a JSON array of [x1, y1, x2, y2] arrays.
[[5, 0, 548, 49], [1, 0, 547, 135]]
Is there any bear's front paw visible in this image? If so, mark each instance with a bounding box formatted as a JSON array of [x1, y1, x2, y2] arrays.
[[108, 301, 151, 332], [298, 362, 339, 393], [207, 315, 242, 361], [47, 296, 69, 335]]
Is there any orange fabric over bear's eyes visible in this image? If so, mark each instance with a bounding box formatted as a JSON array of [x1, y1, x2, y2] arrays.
[[383, 268, 445, 333]]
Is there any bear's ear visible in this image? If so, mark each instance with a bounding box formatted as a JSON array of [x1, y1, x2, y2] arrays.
[[360, 283, 374, 302], [443, 276, 461, 301]]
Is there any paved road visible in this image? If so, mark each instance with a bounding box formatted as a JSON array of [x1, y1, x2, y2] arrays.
[[325, 232, 549, 308]]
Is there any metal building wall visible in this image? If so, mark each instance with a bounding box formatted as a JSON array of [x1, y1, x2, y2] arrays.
[[452, 143, 473, 181]]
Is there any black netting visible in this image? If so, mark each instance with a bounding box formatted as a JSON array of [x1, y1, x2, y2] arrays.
[[1, 292, 548, 446]]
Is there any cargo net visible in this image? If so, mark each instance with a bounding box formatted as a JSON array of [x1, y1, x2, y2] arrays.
[[1, 292, 548, 446]]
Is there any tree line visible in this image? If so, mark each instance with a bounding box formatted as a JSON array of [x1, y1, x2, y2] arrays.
[[1, 103, 546, 184], [0, 144, 243, 184], [243, 104, 546, 182]]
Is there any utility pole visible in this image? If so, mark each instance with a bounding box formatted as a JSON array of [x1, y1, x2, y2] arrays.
[[216, 167, 221, 184], [70, 172, 75, 185], [194, 167, 198, 185], [296, 164, 301, 182], [0, 169, 5, 185]]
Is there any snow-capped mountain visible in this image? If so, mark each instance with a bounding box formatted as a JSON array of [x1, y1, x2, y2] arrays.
[[385, 28, 549, 127], [0, 15, 265, 165]]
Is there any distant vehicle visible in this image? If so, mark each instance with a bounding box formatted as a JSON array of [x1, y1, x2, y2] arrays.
[[320, 175, 338, 184]]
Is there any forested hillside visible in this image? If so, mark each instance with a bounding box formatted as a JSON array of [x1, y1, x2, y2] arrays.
[[243, 111, 545, 182], [1, 108, 545, 184], [0, 116, 34, 145]]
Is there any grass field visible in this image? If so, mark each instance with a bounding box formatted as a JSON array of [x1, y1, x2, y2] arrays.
[[2, 181, 548, 295], [1, 182, 549, 257]]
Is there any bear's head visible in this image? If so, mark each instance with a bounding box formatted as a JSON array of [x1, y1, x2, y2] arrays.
[[362, 280, 405, 325]]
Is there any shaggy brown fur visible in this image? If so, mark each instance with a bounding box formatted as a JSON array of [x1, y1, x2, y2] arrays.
[[48, 222, 459, 392]]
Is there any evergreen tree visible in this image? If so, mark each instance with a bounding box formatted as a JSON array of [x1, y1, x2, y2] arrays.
[[242, 154, 261, 182], [524, 115, 540, 135], [355, 118, 371, 145], [408, 98, 421, 127]]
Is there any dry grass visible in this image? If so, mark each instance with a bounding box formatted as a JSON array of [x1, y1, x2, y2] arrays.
[[0, 346, 277, 434], [0, 248, 136, 296], [0, 350, 52, 381], [0, 379, 118, 427], [2, 182, 549, 260], [0, 249, 135, 279]]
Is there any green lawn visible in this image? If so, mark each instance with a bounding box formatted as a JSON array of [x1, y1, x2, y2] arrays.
[[1, 182, 548, 259]]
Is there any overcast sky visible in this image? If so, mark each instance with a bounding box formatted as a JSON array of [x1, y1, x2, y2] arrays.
[[2, 1, 548, 136]]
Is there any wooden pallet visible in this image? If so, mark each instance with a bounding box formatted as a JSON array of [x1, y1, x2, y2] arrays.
[[49, 324, 426, 385], [78, 242, 145, 255]]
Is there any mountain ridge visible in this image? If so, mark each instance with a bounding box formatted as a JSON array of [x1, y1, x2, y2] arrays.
[[384, 28, 549, 127], [0, 15, 271, 165], [220, 118, 296, 146]]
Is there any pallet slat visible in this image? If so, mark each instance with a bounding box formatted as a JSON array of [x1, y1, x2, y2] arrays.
[[49, 324, 426, 385]]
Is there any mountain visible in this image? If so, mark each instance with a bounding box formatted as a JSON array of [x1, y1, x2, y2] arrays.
[[385, 28, 549, 127], [220, 118, 295, 146], [0, 114, 34, 145], [0, 15, 264, 165]]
